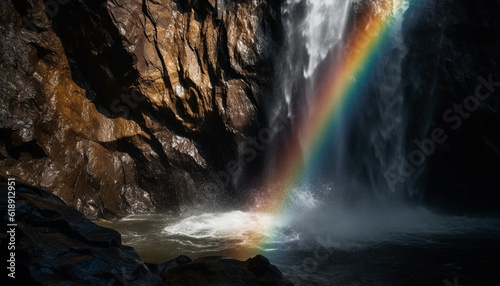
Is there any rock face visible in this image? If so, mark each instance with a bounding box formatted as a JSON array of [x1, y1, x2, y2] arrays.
[[0, 0, 282, 219], [401, 0, 500, 214], [0, 177, 293, 285]]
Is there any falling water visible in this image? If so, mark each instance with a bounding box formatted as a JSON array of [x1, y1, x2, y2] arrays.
[[332, 0, 413, 203], [277, 0, 352, 122], [300, 0, 351, 79], [276, 0, 433, 238]]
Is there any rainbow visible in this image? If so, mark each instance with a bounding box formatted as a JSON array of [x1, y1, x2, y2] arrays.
[[236, 0, 413, 257]]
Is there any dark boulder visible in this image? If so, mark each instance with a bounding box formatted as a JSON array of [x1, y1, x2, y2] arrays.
[[161, 255, 294, 286], [146, 255, 192, 276], [0, 177, 162, 285]]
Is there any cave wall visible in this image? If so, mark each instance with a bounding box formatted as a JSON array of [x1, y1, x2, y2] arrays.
[[0, 0, 282, 219], [401, 0, 500, 214]]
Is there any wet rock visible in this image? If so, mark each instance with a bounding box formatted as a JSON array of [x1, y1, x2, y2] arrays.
[[0, 177, 162, 285], [146, 255, 192, 276], [161, 255, 294, 286], [0, 0, 283, 218]]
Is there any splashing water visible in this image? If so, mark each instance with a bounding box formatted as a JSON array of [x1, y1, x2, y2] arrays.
[[162, 211, 277, 241]]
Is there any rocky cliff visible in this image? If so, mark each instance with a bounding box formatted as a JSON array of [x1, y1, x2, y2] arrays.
[[0, 0, 282, 219]]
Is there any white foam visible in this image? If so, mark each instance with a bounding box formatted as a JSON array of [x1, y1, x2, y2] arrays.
[[162, 211, 278, 243]]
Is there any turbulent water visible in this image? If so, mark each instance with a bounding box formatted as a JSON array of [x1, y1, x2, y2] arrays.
[[98, 211, 500, 284], [99, 0, 500, 285]]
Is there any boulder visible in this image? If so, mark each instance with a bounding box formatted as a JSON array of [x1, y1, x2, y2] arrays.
[[0, 177, 162, 285], [161, 255, 293, 286]]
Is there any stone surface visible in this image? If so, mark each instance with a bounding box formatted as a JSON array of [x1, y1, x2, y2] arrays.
[[0, 177, 162, 285], [0, 0, 283, 219], [146, 255, 193, 276], [161, 255, 294, 286]]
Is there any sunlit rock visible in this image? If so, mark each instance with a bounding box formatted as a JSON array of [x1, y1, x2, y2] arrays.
[[0, 0, 282, 218]]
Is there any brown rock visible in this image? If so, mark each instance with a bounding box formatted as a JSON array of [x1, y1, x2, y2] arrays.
[[0, 0, 282, 218]]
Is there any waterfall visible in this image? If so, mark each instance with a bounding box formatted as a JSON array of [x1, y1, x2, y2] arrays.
[[273, 0, 430, 238], [299, 0, 351, 79], [269, 0, 355, 194], [333, 0, 413, 203], [278, 0, 353, 121]]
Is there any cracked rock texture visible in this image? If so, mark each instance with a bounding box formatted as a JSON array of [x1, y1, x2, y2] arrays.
[[0, 0, 282, 219]]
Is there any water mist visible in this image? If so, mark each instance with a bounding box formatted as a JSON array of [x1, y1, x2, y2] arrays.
[[270, 0, 447, 245]]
